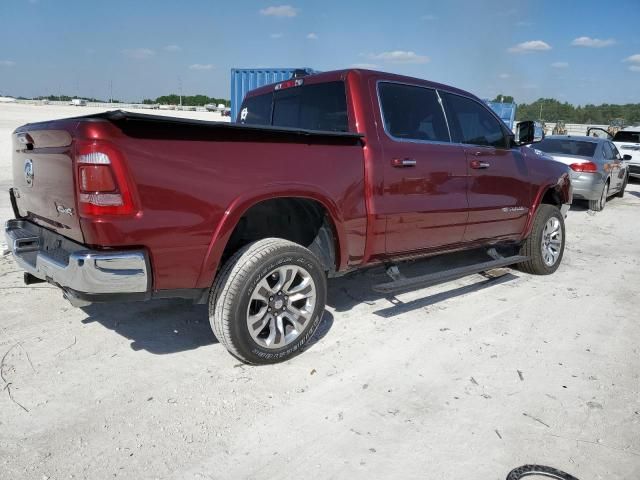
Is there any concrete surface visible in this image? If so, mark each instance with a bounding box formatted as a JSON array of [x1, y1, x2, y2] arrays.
[[0, 104, 639, 480]]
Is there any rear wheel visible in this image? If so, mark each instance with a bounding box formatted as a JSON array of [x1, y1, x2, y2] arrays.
[[517, 204, 565, 275], [209, 238, 327, 365], [589, 181, 608, 211]]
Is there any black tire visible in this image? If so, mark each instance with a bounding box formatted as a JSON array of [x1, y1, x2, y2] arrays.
[[517, 204, 565, 275], [209, 238, 327, 365], [616, 174, 628, 198], [589, 181, 608, 211]]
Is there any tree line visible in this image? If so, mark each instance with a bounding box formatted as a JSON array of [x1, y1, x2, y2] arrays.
[[493, 95, 640, 125], [143, 94, 230, 107]]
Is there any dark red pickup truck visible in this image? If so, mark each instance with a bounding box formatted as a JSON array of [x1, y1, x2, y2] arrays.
[[6, 69, 571, 363]]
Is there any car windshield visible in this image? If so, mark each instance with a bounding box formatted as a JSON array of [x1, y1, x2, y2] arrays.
[[535, 138, 597, 157], [613, 131, 640, 143]]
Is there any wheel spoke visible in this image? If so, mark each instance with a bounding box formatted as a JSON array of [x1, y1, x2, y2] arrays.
[[288, 283, 314, 303], [248, 313, 272, 342]]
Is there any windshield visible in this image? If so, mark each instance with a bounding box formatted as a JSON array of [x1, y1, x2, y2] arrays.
[[613, 131, 640, 143], [534, 138, 597, 157], [238, 81, 349, 132]]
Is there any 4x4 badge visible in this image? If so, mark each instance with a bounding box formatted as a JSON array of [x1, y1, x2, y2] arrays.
[[24, 159, 34, 187]]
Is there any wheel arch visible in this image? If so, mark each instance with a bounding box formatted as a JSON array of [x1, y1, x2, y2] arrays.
[[195, 185, 347, 289], [523, 175, 571, 238]]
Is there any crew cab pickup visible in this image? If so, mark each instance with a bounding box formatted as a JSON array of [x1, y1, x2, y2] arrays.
[[6, 69, 571, 364]]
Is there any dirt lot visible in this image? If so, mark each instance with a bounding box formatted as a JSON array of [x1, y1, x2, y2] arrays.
[[1, 104, 639, 480]]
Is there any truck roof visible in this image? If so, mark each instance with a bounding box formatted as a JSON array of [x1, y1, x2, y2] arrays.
[[243, 68, 479, 102]]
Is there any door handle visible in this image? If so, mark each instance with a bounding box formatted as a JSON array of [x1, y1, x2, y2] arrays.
[[392, 158, 417, 167], [470, 159, 490, 169]]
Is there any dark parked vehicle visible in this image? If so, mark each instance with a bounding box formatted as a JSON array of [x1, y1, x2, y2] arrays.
[[6, 69, 571, 363]]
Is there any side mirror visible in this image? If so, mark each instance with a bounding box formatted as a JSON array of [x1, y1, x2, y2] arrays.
[[514, 120, 544, 145], [623, 154, 632, 160]]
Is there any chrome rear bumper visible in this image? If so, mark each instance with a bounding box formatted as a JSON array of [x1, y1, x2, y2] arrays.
[[4, 219, 150, 306]]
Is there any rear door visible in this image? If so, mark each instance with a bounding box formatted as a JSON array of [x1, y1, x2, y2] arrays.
[[375, 82, 469, 254], [605, 141, 624, 191], [440, 92, 531, 243]]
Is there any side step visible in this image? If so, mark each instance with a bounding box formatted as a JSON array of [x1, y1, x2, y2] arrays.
[[372, 255, 528, 294]]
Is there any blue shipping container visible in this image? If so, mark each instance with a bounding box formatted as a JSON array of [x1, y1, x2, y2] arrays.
[[230, 68, 316, 121], [485, 101, 517, 130]]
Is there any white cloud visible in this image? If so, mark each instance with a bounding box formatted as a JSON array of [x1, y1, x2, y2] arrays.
[[164, 45, 181, 52], [508, 40, 551, 53], [571, 36, 616, 48], [624, 54, 640, 71], [123, 48, 155, 59], [351, 63, 379, 69], [551, 61, 569, 68], [0, 60, 15, 67], [368, 50, 429, 64], [188, 64, 214, 70], [421, 14, 437, 21], [306, 32, 318, 40], [260, 5, 298, 17], [498, 73, 510, 79], [270, 33, 284, 39], [516, 20, 532, 27]]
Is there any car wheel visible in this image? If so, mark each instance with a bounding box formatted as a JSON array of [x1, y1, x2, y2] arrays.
[[589, 182, 608, 211], [517, 204, 565, 275], [616, 174, 628, 198], [209, 238, 327, 365]]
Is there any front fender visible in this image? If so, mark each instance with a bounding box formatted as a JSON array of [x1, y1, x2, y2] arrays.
[[194, 183, 350, 289], [523, 172, 572, 238]]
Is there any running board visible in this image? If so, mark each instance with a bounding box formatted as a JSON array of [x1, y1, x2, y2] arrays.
[[372, 255, 528, 294]]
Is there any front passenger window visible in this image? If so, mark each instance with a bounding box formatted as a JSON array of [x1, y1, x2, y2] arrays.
[[442, 93, 509, 148]]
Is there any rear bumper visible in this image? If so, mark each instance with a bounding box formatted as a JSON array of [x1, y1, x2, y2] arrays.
[[569, 172, 604, 201], [5, 219, 150, 306]]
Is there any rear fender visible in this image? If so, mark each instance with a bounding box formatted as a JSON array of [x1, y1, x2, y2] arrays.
[[194, 184, 347, 289]]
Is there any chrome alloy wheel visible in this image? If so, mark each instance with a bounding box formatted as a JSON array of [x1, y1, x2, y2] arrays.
[[541, 217, 563, 267], [246, 264, 317, 349]]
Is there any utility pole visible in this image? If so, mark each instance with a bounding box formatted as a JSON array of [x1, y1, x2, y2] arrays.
[[178, 76, 183, 107], [109, 80, 113, 104], [539, 101, 544, 120]]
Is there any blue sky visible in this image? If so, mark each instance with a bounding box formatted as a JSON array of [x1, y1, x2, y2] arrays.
[[1, 0, 639, 104]]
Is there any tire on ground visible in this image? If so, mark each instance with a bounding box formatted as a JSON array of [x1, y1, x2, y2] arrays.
[[616, 175, 627, 198], [209, 238, 327, 365], [589, 181, 608, 211], [517, 204, 565, 275]]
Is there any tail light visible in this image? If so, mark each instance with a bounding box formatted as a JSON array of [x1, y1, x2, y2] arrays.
[[569, 162, 598, 172], [75, 141, 138, 216]]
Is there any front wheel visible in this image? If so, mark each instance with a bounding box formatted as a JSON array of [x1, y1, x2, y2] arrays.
[[517, 204, 565, 275], [209, 238, 327, 365]]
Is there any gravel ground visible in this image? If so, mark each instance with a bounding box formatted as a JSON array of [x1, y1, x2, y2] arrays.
[[0, 104, 639, 480]]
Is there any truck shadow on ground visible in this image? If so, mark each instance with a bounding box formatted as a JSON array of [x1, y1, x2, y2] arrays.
[[80, 298, 335, 356], [79, 249, 519, 355]]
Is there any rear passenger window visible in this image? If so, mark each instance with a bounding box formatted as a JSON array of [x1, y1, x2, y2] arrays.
[[442, 93, 509, 148], [272, 81, 348, 132], [378, 83, 450, 142]]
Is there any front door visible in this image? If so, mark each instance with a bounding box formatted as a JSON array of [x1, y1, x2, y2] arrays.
[[376, 82, 469, 254], [440, 92, 532, 242]]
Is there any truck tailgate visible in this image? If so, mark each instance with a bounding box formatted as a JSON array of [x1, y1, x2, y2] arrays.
[[11, 128, 84, 243]]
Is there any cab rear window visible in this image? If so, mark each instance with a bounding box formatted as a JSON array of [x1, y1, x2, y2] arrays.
[[238, 81, 349, 132]]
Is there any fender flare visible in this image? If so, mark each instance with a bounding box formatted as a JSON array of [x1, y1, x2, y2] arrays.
[[194, 183, 347, 289], [523, 174, 571, 238]]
